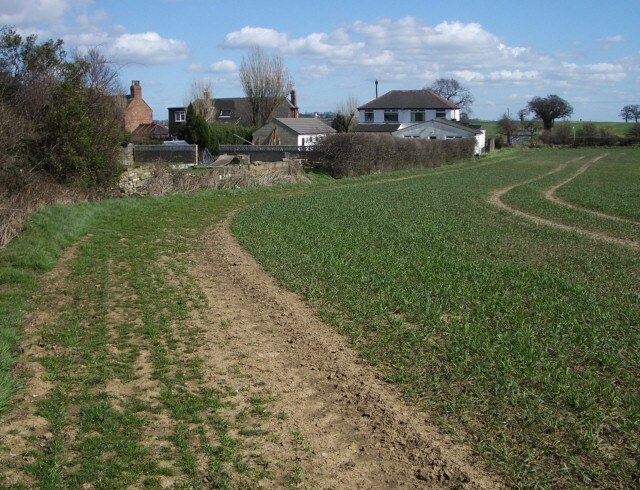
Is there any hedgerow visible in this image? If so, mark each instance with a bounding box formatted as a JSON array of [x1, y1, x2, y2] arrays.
[[315, 133, 475, 177]]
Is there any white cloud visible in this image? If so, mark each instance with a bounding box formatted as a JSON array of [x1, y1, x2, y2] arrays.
[[604, 35, 623, 43], [223, 27, 288, 49], [209, 60, 237, 73], [105, 32, 189, 65], [488, 70, 540, 81], [0, 0, 69, 27], [299, 64, 334, 80], [559, 62, 627, 82], [219, 17, 630, 95]]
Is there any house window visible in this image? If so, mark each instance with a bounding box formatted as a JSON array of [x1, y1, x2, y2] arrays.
[[429, 136, 437, 140], [219, 109, 232, 118], [411, 110, 425, 122], [364, 110, 374, 122], [384, 110, 398, 122], [175, 110, 186, 122], [435, 110, 446, 118]]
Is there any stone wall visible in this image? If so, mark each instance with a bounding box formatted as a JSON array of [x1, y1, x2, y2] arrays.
[[118, 167, 153, 195]]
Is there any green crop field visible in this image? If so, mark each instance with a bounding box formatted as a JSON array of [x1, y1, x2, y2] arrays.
[[233, 147, 640, 489], [1, 147, 638, 488], [475, 120, 633, 140]]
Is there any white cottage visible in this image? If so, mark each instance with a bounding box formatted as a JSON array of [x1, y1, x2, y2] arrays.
[[357, 90, 460, 128], [355, 89, 485, 154]]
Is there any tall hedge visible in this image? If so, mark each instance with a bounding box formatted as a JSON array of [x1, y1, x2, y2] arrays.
[[315, 133, 475, 177]]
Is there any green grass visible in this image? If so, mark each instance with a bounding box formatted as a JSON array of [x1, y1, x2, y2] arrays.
[[501, 152, 640, 242], [474, 120, 631, 139], [232, 147, 640, 489], [554, 149, 640, 219], [0, 186, 301, 487]]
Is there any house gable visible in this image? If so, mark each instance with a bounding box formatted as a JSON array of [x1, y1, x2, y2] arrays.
[[252, 117, 336, 146], [124, 80, 153, 132]]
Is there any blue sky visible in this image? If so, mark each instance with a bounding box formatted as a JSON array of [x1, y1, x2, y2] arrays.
[[2, 0, 638, 121]]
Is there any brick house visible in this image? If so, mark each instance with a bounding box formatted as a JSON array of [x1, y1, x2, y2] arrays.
[[123, 80, 153, 132]]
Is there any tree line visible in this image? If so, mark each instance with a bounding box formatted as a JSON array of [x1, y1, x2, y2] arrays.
[[0, 26, 127, 188]]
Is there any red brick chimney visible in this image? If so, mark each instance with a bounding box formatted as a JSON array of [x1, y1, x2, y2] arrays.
[[130, 80, 142, 99], [290, 89, 299, 118]]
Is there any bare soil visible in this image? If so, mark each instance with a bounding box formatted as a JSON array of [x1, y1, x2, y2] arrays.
[[0, 215, 505, 489], [190, 217, 505, 489]]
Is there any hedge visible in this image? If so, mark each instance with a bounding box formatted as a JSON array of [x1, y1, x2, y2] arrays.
[[315, 133, 475, 177]]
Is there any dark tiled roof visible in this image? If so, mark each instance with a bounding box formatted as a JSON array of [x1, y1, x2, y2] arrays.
[[170, 97, 295, 127], [353, 123, 401, 133], [275, 118, 336, 135], [358, 90, 458, 110], [132, 123, 169, 136]]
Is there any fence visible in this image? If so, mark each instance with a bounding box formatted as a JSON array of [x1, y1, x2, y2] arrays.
[[218, 145, 319, 163], [133, 144, 198, 164]]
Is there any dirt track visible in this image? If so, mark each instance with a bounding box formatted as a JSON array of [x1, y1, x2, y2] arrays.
[[0, 213, 504, 489], [489, 154, 640, 250], [190, 217, 504, 488]]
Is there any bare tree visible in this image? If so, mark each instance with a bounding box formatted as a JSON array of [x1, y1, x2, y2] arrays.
[[239, 46, 292, 127], [76, 48, 122, 96], [335, 95, 359, 132], [74, 48, 125, 124], [184, 79, 215, 122], [428, 78, 474, 116], [497, 113, 519, 146]]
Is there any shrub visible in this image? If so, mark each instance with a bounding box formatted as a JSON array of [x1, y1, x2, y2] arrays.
[[626, 123, 640, 138], [208, 123, 254, 152], [315, 133, 475, 177]]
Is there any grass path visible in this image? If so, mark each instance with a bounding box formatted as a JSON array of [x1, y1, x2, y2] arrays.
[[545, 155, 640, 225], [0, 160, 508, 488]]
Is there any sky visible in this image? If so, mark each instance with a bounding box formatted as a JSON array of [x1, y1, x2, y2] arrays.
[[2, 0, 639, 122]]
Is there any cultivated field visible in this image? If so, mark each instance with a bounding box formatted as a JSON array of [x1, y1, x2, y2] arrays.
[[0, 147, 638, 488], [233, 147, 640, 488]]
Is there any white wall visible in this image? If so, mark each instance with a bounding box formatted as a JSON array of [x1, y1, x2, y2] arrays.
[[358, 108, 459, 124], [297, 133, 328, 146]]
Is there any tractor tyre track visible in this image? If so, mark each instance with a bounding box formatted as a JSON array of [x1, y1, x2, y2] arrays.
[[489, 155, 640, 250]]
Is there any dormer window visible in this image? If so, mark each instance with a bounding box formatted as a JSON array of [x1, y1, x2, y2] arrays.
[[175, 110, 186, 122], [364, 110, 374, 122], [219, 109, 232, 118]]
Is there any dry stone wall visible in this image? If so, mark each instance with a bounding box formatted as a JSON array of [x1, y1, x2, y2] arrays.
[[118, 167, 153, 195]]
